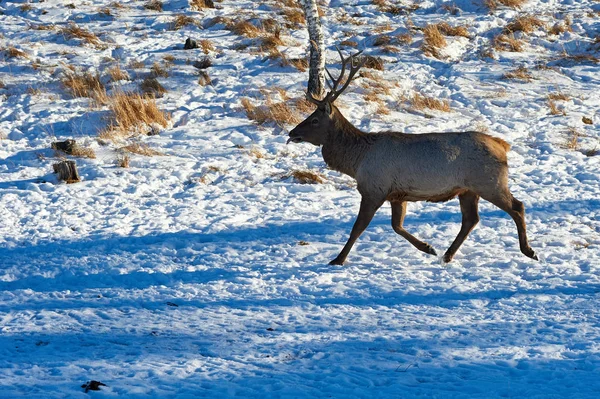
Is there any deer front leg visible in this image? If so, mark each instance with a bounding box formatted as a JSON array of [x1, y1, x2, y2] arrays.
[[329, 196, 384, 265]]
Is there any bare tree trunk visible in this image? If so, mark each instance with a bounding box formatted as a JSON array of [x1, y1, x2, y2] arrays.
[[300, 0, 325, 98]]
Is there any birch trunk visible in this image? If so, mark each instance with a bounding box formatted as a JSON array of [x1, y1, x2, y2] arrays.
[[300, 0, 325, 98]]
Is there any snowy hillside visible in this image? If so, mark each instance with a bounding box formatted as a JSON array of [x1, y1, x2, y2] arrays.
[[1, 0, 600, 397]]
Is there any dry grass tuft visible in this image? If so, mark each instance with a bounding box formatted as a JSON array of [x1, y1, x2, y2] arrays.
[[361, 75, 393, 98], [5, 47, 29, 59], [558, 53, 599, 65], [548, 99, 565, 116], [199, 39, 215, 54], [98, 7, 112, 17], [172, 14, 200, 30], [548, 92, 569, 101], [259, 33, 285, 51], [28, 87, 43, 96], [70, 146, 97, 159], [121, 143, 163, 156], [364, 90, 390, 115], [289, 58, 309, 72], [99, 91, 169, 140], [381, 46, 400, 54], [107, 65, 130, 82], [363, 55, 385, 70], [31, 23, 57, 31], [248, 146, 265, 159], [549, 18, 572, 35], [359, 70, 381, 81], [485, 0, 528, 11], [290, 96, 316, 114], [422, 24, 447, 57], [130, 60, 145, 69], [435, 22, 469, 38], [144, 0, 163, 12], [493, 34, 524, 52], [191, 0, 215, 10], [279, 7, 305, 27], [62, 70, 107, 102], [117, 153, 130, 167], [205, 16, 232, 28], [374, 0, 419, 15], [140, 77, 167, 96], [228, 20, 262, 38], [198, 71, 212, 86], [503, 66, 533, 81], [340, 40, 359, 48], [61, 23, 102, 47], [285, 170, 325, 184], [109, 1, 128, 9], [373, 35, 392, 47], [241, 97, 302, 127], [504, 15, 545, 34], [411, 93, 451, 112], [563, 127, 580, 150], [396, 33, 413, 45], [373, 23, 393, 34], [336, 10, 364, 26], [151, 62, 169, 77], [264, 48, 290, 68], [20, 4, 34, 12]]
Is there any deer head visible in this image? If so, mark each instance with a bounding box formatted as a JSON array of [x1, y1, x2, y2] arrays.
[[287, 48, 365, 146]]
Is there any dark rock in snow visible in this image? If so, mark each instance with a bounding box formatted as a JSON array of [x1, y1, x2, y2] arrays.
[[82, 380, 107, 393], [184, 37, 198, 50], [51, 139, 77, 154]]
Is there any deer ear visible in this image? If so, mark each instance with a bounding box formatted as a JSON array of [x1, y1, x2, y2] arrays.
[[323, 102, 332, 115]]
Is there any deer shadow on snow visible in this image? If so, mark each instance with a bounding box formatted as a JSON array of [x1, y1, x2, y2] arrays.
[[0, 197, 595, 297]]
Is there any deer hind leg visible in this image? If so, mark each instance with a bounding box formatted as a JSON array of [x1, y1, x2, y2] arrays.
[[443, 191, 480, 263], [329, 196, 384, 265], [480, 190, 538, 261], [390, 201, 437, 256]]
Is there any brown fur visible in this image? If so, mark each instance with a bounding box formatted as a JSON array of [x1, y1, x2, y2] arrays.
[[288, 104, 537, 264], [491, 136, 511, 152]]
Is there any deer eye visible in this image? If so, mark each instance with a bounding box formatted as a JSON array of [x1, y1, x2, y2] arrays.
[[311, 118, 319, 126]]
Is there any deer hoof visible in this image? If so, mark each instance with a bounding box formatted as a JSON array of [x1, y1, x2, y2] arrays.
[[329, 257, 345, 265], [522, 247, 538, 261], [424, 245, 437, 256], [442, 253, 453, 263]]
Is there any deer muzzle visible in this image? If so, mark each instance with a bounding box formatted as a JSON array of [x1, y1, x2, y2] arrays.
[[287, 130, 303, 144]]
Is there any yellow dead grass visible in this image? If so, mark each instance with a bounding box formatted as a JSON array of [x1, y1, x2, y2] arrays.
[[411, 93, 451, 112], [99, 91, 169, 141]]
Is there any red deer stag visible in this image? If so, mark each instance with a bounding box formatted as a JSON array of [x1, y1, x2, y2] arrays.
[[287, 49, 537, 265]]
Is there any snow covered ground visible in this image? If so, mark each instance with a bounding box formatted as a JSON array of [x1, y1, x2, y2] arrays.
[[1, 0, 600, 397]]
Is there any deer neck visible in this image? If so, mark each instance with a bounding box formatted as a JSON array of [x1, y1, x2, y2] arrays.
[[321, 111, 370, 179]]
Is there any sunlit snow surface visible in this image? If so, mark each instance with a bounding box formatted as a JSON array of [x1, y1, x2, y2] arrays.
[[1, 0, 599, 397]]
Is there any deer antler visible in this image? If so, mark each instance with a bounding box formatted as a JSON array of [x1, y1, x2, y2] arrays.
[[306, 47, 366, 107]]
